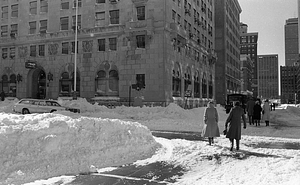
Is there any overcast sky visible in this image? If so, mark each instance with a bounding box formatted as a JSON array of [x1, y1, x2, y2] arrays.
[[239, 0, 298, 67]]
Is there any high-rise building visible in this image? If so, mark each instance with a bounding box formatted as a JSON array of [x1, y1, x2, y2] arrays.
[[284, 18, 299, 66], [215, 0, 242, 105], [240, 54, 253, 94], [258, 55, 279, 99], [281, 65, 299, 104], [0, 0, 216, 107], [240, 22, 258, 98]]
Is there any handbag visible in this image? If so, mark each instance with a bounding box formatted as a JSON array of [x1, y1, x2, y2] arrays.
[[223, 129, 227, 135], [262, 110, 264, 114]]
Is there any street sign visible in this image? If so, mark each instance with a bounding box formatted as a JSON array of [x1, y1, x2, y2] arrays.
[[25, 61, 37, 69]]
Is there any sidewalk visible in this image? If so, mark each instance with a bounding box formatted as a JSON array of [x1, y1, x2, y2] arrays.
[[67, 131, 200, 185]]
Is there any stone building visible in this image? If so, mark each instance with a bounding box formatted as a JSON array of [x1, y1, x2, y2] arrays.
[[0, 0, 216, 107], [214, 0, 242, 105], [258, 54, 279, 99]]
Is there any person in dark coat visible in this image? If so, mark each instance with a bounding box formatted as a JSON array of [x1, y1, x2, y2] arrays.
[[246, 97, 255, 125], [202, 101, 220, 145], [225, 101, 247, 151], [253, 101, 262, 126]]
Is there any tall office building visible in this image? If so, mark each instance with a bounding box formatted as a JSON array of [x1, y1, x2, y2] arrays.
[[215, 0, 242, 104], [284, 18, 299, 66], [258, 55, 279, 99], [0, 0, 216, 107], [240, 22, 258, 97], [240, 54, 253, 94], [281, 66, 299, 104]]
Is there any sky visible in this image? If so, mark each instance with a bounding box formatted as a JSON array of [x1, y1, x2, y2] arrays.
[[239, 0, 298, 67], [1, 98, 300, 184]]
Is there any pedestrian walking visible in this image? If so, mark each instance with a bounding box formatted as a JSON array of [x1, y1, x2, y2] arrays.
[[262, 99, 271, 126], [224, 101, 247, 151], [253, 101, 262, 126], [202, 101, 220, 145], [246, 97, 255, 125]]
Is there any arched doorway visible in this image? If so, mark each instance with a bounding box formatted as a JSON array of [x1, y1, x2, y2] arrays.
[[27, 68, 46, 99]]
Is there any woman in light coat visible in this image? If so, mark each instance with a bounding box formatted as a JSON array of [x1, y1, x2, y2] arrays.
[[262, 99, 271, 126], [225, 101, 247, 151], [202, 101, 220, 145]]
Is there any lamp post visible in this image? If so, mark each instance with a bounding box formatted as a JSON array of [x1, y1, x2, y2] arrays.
[[73, 0, 78, 100]]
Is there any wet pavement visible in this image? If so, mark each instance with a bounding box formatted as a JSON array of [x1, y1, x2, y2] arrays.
[[64, 131, 300, 185], [71, 162, 186, 185], [246, 141, 300, 150]]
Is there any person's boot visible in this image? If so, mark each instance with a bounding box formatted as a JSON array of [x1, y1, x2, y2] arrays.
[[211, 137, 214, 144], [255, 120, 257, 126], [236, 140, 240, 150], [267, 121, 269, 126], [208, 138, 212, 145], [230, 139, 234, 151], [265, 121, 268, 126]]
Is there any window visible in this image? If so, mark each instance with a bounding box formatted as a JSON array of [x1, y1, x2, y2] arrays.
[[71, 41, 79, 53], [109, 10, 119, 24], [98, 39, 105, 51], [39, 45, 45, 56], [137, 6, 145, 20], [61, 1, 69, 9], [40, 0, 48, 13], [40, 20, 47, 33], [96, 0, 105, 3], [29, 21, 36, 34], [172, 10, 176, 22], [30, 45, 36, 57], [59, 72, 80, 97], [136, 35, 145, 48], [2, 48, 8, 59], [30, 1, 37, 14], [95, 12, 105, 27], [73, 0, 82, 7], [72, 15, 81, 30], [136, 74, 145, 89], [10, 47, 15, 59], [95, 68, 119, 97], [11, 4, 18, 18], [60, 17, 69, 30], [1, 25, 8, 37], [2, 6, 8, 19], [177, 14, 181, 25], [109, 38, 117, 50], [11, 24, 18, 36], [62, 42, 69, 54]]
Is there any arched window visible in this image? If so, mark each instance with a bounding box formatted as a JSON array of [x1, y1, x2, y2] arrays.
[[59, 71, 80, 97], [194, 71, 200, 98], [95, 69, 119, 96], [209, 75, 213, 98], [172, 63, 181, 97], [184, 67, 191, 96], [202, 73, 207, 98]]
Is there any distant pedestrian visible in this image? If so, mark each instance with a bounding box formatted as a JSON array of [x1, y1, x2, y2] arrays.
[[253, 101, 262, 126], [202, 101, 220, 145], [224, 101, 247, 151], [262, 99, 271, 126], [0, 91, 5, 101], [246, 97, 255, 125]]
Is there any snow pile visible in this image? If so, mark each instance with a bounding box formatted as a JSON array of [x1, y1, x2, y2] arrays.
[[0, 113, 160, 185]]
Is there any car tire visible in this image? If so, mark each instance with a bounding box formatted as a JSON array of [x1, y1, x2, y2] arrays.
[[22, 108, 30, 114], [50, 110, 56, 113]]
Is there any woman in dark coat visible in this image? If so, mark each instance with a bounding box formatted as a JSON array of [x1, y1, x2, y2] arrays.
[[225, 101, 247, 151], [253, 101, 262, 126]]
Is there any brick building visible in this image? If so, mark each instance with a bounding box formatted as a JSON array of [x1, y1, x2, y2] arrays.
[[0, 0, 216, 107]]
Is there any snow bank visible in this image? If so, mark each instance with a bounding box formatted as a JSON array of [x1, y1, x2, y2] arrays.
[[0, 113, 160, 185]]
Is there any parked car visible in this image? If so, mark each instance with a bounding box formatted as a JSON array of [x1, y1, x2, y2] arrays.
[[13, 99, 67, 114]]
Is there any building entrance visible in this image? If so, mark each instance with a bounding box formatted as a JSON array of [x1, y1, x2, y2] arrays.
[[27, 68, 46, 99]]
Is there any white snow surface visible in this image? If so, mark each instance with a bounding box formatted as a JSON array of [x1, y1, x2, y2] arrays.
[[0, 99, 300, 185]]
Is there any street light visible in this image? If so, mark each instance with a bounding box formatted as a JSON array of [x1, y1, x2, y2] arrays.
[[73, 0, 78, 100]]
